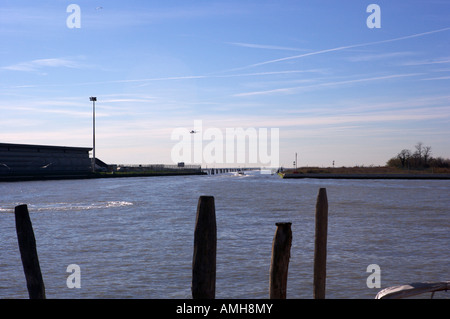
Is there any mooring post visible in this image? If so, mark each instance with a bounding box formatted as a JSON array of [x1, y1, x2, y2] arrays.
[[14, 204, 46, 299], [313, 188, 328, 299], [269, 222, 292, 299], [192, 196, 216, 299]]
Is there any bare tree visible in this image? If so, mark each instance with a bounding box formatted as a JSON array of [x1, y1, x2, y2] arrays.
[[414, 142, 423, 158], [397, 149, 411, 168], [412, 142, 424, 167], [388, 143, 450, 170], [423, 145, 432, 166]]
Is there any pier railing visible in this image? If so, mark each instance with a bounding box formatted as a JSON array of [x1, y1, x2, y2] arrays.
[[116, 164, 201, 172]]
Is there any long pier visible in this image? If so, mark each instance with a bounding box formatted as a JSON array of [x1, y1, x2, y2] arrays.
[[201, 167, 260, 175]]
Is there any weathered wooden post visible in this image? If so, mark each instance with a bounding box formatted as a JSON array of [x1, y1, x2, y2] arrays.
[[192, 196, 216, 299], [313, 188, 328, 299], [14, 204, 46, 299], [269, 222, 292, 299]]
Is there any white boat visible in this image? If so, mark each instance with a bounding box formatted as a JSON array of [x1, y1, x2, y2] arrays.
[[375, 281, 449, 299]]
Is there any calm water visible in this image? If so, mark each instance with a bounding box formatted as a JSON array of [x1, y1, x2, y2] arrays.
[[0, 172, 448, 299]]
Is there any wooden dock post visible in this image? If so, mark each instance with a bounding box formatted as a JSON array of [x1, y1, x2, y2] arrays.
[[313, 188, 328, 299], [14, 204, 46, 299], [192, 196, 216, 299], [269, 222, 292, 299]]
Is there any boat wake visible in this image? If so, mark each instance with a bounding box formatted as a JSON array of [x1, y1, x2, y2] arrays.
[[0, 201, 133, 213]]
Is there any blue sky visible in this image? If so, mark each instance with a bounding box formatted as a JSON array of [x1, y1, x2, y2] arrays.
[[1, 0, 449, 167]]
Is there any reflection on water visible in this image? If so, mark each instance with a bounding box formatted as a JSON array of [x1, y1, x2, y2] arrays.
[[0, 173, 448, 299]]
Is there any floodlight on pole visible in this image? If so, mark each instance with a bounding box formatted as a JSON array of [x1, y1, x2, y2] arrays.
[[90, 97, 97, 173]]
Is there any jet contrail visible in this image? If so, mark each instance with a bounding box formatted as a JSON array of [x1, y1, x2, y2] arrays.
[[234, 73, 423, 97], [227, 27, 450, 71]]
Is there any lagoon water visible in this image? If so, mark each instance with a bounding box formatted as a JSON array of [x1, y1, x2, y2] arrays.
[[0, 172, 448, 299]]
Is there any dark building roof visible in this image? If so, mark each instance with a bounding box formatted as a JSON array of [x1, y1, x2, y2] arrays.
[[0, 142, 93, 178], [0, 142, 92, 152]]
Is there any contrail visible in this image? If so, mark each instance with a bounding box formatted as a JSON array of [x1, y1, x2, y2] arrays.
[[234, 73, 423, 97], [226, 27, 450, 71]]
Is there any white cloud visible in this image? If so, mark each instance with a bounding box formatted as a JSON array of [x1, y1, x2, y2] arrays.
[[2, 57, 86, 72], [422, 76, 450, 81], [400, 57, 450, 66], [347, 51, 415, 62], [227, 42, 308, 52]]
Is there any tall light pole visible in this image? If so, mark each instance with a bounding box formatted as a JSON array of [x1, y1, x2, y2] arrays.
[[90, 96, 97, 173], [295, 152, 298, 170]]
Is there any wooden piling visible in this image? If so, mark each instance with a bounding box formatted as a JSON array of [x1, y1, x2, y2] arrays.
[[313, 188, 328, 299], [14, 204, 46, 299], [269, 222, 292, 299], [192, 196, 216, 299]]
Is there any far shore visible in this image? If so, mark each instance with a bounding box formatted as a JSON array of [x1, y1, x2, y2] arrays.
[[279, 166, 450, 180]]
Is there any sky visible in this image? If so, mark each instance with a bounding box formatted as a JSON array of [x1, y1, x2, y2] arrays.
[[1, 0, 449, 168]]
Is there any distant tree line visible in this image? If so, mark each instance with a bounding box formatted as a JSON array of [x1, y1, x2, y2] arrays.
[[387, 142, 450, 169]]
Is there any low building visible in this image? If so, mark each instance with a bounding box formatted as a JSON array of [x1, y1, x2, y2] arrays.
[[0, 143, 92, 177]]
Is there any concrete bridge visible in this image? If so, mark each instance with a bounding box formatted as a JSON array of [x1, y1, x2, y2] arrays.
[[201, 167, 260, 175]]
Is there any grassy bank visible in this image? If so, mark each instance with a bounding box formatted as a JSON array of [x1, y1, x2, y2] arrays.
[[283, 166, 450, 175], [279, 166, 450, 179]]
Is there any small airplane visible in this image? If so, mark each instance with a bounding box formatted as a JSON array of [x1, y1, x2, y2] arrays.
[[189, 130, 199, 134]]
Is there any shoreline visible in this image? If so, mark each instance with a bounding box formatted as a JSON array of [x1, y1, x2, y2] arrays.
[[2, 169, 450, 182], [0, 171, 206, 183], [278, 172, 450, 180]]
